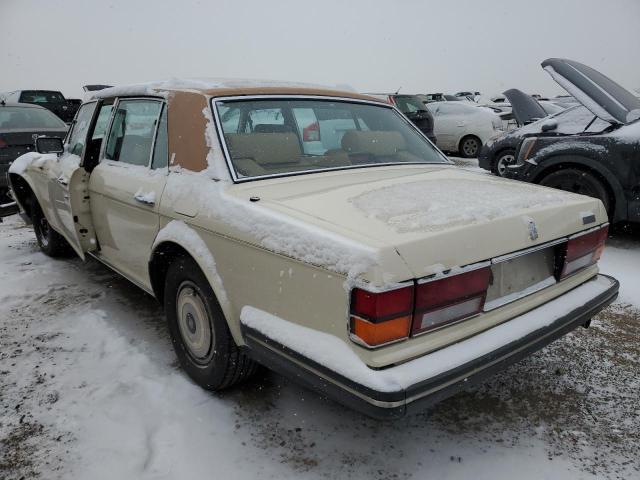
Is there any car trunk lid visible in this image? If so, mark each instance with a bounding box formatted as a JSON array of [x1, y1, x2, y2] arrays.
[[542, 58, 640, 125], [230, 165, 606, 281]]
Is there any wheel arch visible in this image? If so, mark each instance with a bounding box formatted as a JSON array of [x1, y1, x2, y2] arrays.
[[457, 133, 481, 151], [531, 155, 626, 222], [9, 173, 40, 223], [148, 229, 238, 343]]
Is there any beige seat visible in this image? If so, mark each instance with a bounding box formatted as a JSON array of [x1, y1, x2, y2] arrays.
[[225, 132, 303, 176], [341, 130, 407, 156]]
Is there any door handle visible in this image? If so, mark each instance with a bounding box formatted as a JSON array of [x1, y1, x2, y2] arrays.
[[134, 193, 155, 206]]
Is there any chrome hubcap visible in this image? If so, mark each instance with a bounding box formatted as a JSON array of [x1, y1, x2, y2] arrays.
[[497, 154, 515, 176], [176, 282, 212, 362]]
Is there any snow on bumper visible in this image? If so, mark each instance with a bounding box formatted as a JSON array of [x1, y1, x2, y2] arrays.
[[240, 274, 618, 419]]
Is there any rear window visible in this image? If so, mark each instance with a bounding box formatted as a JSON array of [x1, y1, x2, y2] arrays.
[[19, 90, 66, 103], [215, 98, 447, 180], [0, 106, 67, 129]]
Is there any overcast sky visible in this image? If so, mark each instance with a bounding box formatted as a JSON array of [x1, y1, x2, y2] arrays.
[[2, 0, 639, 100]]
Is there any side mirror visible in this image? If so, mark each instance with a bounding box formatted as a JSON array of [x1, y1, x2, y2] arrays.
[[541, 119, 558, 132], [35, 136, 64, 154]]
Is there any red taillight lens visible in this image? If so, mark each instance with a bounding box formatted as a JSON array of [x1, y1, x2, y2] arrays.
[[302, 122, 320, 142], [350, 285, 414, 347], [0, 137, 6, 148], [412, 267, 491, 335], [557, 225, 608, 279]]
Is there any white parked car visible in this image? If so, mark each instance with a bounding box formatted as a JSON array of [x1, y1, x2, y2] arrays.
[[425, 101, 504, 157]]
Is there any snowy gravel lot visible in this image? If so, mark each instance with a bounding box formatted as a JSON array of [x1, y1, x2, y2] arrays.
[[1, 161, 639, 479]]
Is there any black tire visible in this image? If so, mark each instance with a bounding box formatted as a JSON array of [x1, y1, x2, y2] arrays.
[[458, 135, 482, 158], [31, 197, 73, 257], [492, 149, 516, 177], [539, 169, 611, 214], [164, 255, 257, 390]]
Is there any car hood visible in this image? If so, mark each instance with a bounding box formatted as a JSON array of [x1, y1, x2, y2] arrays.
[[228, 165, 606, 281], [503, 88, 548, 126], [542, 58, 640, 125]]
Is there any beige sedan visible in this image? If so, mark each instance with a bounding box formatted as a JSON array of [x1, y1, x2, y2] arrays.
[[5, 80, 618, 418]]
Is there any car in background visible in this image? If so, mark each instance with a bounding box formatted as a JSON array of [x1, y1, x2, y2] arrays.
[[0, 90, 81, 123], [0, 101, 68, 203], [365, 94, 436, 144], [478, 88, 586, 175], [504, 58, 640, 225], [419, 93, 467, 103], [424, 101, 504, 157], [3, 80, 618, 418]]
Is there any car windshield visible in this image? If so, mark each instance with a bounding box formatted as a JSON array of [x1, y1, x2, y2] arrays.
[[215, 98, 447, 180], [0, 106, 67, 129], [19, 90, 66, 103]]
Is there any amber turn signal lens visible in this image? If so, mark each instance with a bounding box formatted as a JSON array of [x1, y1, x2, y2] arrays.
[[351, 315, 412, 347]]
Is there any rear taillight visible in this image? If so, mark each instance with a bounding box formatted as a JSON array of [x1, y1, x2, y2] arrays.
[[350, 266, 491, 348], [350, 285, 413, 347], [556, 225, 608, 280], [412, 267, 491, 335], [302, 122, 320, 142], [0, 137, 6, 149]]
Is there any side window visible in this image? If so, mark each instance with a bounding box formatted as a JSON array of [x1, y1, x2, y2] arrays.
[[92, 104, 113, 140], [67, 103, 98, 156], [151, 105, 168, 169], [85, 103, 113, 166], [105, 99, 162, 166]]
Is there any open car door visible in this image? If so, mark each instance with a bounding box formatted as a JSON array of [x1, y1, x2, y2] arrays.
[[46, 101, 101, 259]]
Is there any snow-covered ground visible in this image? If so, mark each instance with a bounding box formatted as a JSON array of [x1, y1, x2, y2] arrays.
[[1, 162, 639, 479]]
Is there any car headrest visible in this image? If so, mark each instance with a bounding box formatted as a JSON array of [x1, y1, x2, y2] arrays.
[[225, 132, 302, 166], [341, 130, 407, 156]]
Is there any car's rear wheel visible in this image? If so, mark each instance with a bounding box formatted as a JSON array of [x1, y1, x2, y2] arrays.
[[458, 135, 481, 158], [493, 149, 516, 176], [539, 169, 611, 214], [31, 198, 72, 257], [164, 255, 257, 390]]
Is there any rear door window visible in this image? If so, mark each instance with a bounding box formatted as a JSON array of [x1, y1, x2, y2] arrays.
[[105, 99, 162, 167]]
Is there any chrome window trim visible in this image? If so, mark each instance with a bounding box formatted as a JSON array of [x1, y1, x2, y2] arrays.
[[209, 94, 450, 184]]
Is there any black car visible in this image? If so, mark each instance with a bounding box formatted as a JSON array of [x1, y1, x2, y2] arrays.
[[365, 94, 437, 145], [0, 102, 68, 201], [0, 90, 81, 123], [496, 58, 640, 224]]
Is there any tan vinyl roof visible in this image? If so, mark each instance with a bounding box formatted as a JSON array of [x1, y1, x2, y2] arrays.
[[92, 80, 386, 175]]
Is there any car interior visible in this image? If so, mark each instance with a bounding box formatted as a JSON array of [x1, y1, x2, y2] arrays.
[[219, 101, 442, 178]]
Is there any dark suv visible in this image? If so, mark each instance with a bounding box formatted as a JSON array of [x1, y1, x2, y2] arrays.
[[498, 58, 640, 224], [0, 90, 81, 123]]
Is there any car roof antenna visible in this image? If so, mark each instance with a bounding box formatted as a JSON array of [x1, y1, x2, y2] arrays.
[[395, 86, 402, 94]]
